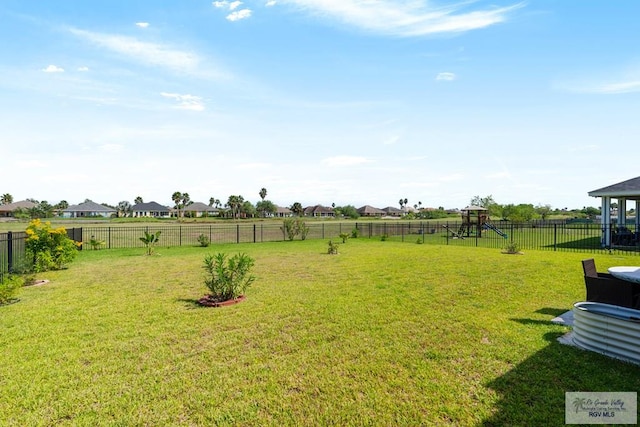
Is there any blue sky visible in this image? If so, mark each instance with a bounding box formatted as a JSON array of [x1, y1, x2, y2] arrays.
[[1, 1, 639, 210]]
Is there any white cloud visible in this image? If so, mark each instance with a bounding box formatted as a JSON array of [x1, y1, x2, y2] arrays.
[[382, 135, 400, 145], [77, 66, 89, 72], [266, 1, 277, 6], [213, 1, 229, 8], [227, 9, 252, 21], [280, 0, 524, 36], [486, 171, 511, 179], [238, 162, 272, 169], [438, 173, 464, 182], [589, 80, 640, 94], [160, 92, 205, 111], [229, 1, 243, 10], [42, 65, 64, 73], [100, 143, 124, 152], [436, 72, 456, 81], [68, 28, 201, 75], [322, 155, 372, 167], [136, 22, 150, 28]]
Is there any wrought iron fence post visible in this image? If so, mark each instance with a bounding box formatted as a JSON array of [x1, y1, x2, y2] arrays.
[[554, 224, 557, 251], [7, 231, 13, 273]]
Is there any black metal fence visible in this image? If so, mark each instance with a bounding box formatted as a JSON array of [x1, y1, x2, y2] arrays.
[[76, 220, 638, 253], [1, 221, 637, 281]]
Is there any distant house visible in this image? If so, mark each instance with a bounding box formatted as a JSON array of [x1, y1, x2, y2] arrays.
[[303, 205, 335, 217], [0, 200, 37, 217], [357, 205, 386, 217], [131, 202, 170, 218], [382, 206, 403, 217], [182, 202, 219, 218], [275, 206, 293, 217], [62, 201, 117, 218]]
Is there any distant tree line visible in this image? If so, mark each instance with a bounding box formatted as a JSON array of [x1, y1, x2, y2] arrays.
[[1, 190, 604, 221]]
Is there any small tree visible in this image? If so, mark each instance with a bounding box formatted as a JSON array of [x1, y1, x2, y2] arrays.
[[140, 230, 161, 255], [281, 218, 297, 241], [202, 253, 255, 302], [0, 275, 23, 305], [296, 219, 310, 240]]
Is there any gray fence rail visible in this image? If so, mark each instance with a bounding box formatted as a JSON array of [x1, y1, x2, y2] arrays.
[[1, 221, 637, 281]]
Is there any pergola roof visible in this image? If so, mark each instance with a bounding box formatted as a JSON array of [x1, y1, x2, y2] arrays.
[[588, 176, 640, 200], [462, 205, 487, 211]]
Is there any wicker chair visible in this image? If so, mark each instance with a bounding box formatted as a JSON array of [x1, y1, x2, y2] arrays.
[[581, 259, 637, 308]]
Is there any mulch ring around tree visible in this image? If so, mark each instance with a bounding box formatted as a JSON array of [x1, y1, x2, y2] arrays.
[[197, 295, 246, 307], [25, 279, 50, 287]]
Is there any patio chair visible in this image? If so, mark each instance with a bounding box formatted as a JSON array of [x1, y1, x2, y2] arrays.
[[581, 259, 636, 308]]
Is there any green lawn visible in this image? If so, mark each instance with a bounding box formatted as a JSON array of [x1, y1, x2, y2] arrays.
[[1, 239, 639, 425]]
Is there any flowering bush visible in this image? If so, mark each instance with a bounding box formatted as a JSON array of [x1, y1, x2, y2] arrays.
[[25, 219, 81, 272]]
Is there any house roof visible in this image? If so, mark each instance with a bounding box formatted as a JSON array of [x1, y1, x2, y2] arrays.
[[357, 205, 386, 215], [132, 201, 169, 211], [64, 201, 116, 212], [0, 200, 37, 212], [588, 176, 640, 200], [382, 206, 403, 213], [276, 206, 292, 213], [304, 205, 334, 214], [182, 202, 218, 212]]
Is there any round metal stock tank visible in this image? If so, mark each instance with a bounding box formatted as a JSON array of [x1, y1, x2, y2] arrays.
[[572, 302, 640, 365]]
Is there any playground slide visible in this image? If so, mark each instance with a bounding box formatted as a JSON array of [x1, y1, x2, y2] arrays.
[[483, 222, 508, 238]]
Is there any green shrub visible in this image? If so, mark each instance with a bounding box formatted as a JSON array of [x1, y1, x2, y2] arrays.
[[89, 235, 105, 250], [297, 219, 310, 240], [351, 228, 360, 238], [339, 232, 350, 243], [503, 240, 521, 254], [202, 253, 255, 302], [281, 218, 297, 241], [197, 234, 210, 247], [281, 218, 310, 241], [25, 219, 81, 272], [327, 240, 339, 255], [139, 230, 161, 255], [0, 275, 23, 305], [380, 234, 389, 242]]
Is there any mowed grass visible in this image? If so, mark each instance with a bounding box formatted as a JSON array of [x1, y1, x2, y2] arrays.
[[1, 240, 640, 426]]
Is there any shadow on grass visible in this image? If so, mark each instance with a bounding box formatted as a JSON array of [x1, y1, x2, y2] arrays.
[[481, 328, 640, 425], [175, 298, 205, 309], [535, 307, 570, 317]]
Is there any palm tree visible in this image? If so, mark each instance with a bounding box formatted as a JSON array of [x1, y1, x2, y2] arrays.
[[209, 197, 220, 207], [172, 191, 182, 219], [181, 193, 192, 217], [226, 195, 244, 219], [134, 196, 143, 204], [259, 188, 267, 201], [290, 202, 303, 216], [1, 193, 13, 205], [117, 201, 132, 217], [55, 200, 68, 210]]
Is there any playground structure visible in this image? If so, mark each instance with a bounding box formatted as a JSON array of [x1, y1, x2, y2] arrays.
[[442, 205, 507, 239]]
